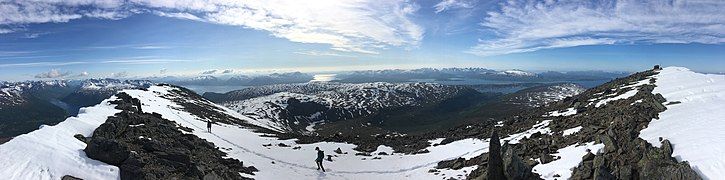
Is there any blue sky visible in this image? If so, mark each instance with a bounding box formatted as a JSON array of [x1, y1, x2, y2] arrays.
[[0, 0, 723, 81]]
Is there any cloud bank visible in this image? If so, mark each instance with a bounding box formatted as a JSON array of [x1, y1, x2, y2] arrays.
[[470, 0, 725, 56], [34, 69, 71, 78], [0, 0, 423, 54]]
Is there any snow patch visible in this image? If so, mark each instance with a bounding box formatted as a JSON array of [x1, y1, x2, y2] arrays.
[[562, 126, 583, 136], [503, 120, 552, 144], [532, 142, 605, 180], [546, 108, 577, 117]]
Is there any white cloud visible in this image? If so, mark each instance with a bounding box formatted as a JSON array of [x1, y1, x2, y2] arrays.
[[0, 28, 13, 34], [34, 69, 71, 78], [154, 11, 202, 21], [1, 0, 424, 54], [200, 69, 217, 74], [470, 0, 725, 56], [221, 69, 233, 74], [79, 71, 89, 76], [434, 0, 473, 13], [111, 71, 129, 78]]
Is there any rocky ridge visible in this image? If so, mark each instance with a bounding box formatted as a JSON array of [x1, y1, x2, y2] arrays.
[[431, 68, 701, 179], [80, 92, 257, 180]]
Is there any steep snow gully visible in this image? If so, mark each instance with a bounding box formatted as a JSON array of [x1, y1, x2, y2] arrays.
[[0, 66, 723, 179]]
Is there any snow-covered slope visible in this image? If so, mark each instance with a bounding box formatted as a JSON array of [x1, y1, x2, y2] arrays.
[[0, 97, 121, 179], [639, 67, 725, 179], [218, 82, 474, 133]]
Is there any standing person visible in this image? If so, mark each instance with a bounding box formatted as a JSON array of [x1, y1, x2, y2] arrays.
[[315, 147, 325, 172], [207, 120, 212, 133]]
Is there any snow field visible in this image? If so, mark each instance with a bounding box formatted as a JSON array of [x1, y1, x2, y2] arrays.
[[639, 67, 725, 179]]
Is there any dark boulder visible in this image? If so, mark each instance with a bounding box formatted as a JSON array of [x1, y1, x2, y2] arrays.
[[84, 137, 130, 165]]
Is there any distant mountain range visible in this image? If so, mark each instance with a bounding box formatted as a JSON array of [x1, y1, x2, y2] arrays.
[[148, 72, 314, 86], [141, 68, 628, 88], [331, 68, 629, 84]]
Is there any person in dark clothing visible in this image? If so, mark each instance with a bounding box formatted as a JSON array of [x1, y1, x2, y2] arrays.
[[315, 147, 325, 172], [207, 120, 212, 133]]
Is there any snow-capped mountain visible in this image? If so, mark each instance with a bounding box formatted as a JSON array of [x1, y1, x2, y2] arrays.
[[499, 69, 536, 76], [214, 82, 478, 133], [0, 67, 722, 180], [0, 80, 67, 106], [165, 72, 314, 86], [333, 68, 626, 84]]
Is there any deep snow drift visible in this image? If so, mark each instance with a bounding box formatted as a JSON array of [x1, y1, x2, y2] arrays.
[[639, 67, 725, 179]]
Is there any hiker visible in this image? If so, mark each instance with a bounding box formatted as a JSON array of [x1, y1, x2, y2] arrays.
[[207, 120, 212, 133], [315, 147, 325, 172]]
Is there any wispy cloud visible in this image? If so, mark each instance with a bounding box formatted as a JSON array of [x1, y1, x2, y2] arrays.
[[0, 0, 424, 54], [87, 44, 171, 50], [0, 28, 13, 34], [34, 69, 72, 79], [0, 58, 192, 68], [434, 0, 473, 13], [294, 51, 354, 57], [221, 69, 234, 74], [470, 0, 725, 56]]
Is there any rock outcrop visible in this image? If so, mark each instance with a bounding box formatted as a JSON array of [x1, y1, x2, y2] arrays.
[[82, 92, 257, 180]]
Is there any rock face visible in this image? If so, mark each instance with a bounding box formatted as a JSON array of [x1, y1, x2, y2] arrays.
[[82, 92, 257, 180]]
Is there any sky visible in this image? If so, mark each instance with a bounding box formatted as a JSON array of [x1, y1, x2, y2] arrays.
[[0, 0, 723, 81]]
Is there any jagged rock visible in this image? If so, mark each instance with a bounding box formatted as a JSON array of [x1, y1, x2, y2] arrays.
[[592, 165, 615, 180], [540, 153, 554, 164], [486, 131, 505, 180], [334, 147, 343, 154], [61, 175, 82, 180], [637, 145, 701, 180], [661, 139, 673, 157], [378, 152, 388, 155], [582, 151, 595, 161], [600, 135, 617, 154], [73, 134, 87, 143], [502, 144, 535, 180]]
